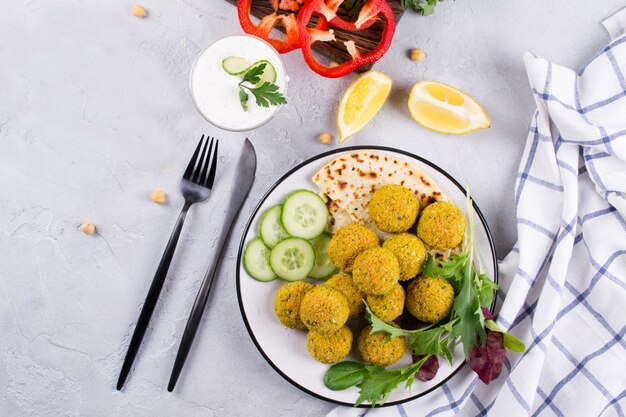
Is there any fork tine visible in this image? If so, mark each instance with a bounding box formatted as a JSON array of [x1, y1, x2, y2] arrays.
[[191, 137, 210, 183], [197, 137, 214, 187], [183, 135, 205, 180], [204, 139, 219, 189]]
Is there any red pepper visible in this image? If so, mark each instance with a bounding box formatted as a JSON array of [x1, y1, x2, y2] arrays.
[[297, 0, 396, 78], [237, 0, 303, 53]]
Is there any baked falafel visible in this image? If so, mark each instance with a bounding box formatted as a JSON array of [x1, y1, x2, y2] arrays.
[[299, 286, 350, 334], [274, 281, 315, 329], [368, 185, 419, 233], [416, 202, 465, 250], [327, 224, 379, 273], [382, 233, 427, 281], [366, 282, 405, 322], [358, 325, 406, 367], [325, 273, 365, 319], [352, 247, 400, 295], [307, 325, 353, 364], [406, 275, 455, 323]]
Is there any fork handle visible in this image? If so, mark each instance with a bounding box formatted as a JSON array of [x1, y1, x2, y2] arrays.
[[117, 202, 191, 390]]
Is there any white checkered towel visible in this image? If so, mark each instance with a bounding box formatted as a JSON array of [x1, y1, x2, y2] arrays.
[[328, 7, 626, 417]]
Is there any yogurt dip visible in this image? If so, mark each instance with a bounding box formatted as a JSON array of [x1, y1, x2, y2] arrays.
[[190, 35, 288, 131]]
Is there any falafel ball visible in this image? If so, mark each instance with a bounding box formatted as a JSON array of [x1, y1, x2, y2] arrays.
[[382, 233, 427, 281], [368, 185, 419, 233], [416, 202, 466, 250], [358, 325, 406, 367], [300, 286, 349, 334], [327, 224, 379, 273], [307, 326, 353, 364], [352, 247, 400, 295], [366, 282, 405, 322], [406, 275, 455, 323], [274, 281, 315, 329], [325, 273, 365, 319]]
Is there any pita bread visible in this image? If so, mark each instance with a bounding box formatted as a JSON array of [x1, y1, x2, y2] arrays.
[[320, 193, 354, 233], [312, 151, 447, 230]]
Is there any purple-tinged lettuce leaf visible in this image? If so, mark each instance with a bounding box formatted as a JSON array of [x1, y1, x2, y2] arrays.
[[469, 330, 506, 384], [412, 354, 440, 382]]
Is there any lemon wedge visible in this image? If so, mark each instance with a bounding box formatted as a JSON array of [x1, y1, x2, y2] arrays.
[[337, 71, 392, 143], [408, 81, 490, 134]]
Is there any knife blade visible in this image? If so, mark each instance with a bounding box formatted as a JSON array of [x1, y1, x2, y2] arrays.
[[167, 138, 256, 391]]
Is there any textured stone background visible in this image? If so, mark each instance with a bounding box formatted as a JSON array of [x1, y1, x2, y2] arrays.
[[0, 1, 623, 416]]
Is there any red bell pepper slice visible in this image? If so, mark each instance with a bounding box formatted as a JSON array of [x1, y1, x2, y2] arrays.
[[297, 0, 396, 78], [308, 0, 384, 30], [237, 0, 303, 53]]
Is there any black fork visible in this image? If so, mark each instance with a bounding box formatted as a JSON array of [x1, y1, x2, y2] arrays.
[[117, 135, 219, 390]]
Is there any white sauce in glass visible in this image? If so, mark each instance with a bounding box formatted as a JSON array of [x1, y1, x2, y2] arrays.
[[191, 35, 287, 131]]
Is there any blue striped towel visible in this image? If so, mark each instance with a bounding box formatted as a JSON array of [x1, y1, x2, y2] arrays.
[[329, 7, 626, 417]]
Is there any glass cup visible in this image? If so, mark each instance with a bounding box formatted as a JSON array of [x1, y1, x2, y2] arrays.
[[190, 34, 288, 132]]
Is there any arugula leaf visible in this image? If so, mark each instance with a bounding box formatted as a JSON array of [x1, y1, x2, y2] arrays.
[[422, 253, 466, 294], [450, 279, 486, 359], [477, 274, 499, 307], [354, 355, 432, 406], [450, 193, 488, 358], [366, 304, 418, 340]]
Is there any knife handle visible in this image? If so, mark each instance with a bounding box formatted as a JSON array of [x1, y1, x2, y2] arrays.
[[167, 253, 218, 392], [167, 209, 241, 392]]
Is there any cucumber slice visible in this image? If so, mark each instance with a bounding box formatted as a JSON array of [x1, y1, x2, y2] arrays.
[[222, 56, 250, 75], [260, 205, 290, 248], [222, 56, 277, 86], [308, 233, 336, 280], [243, 238, 276, 282], [251, 60, 277, 86], [281, 190, 329, 240], [269, 238, 315, 281]]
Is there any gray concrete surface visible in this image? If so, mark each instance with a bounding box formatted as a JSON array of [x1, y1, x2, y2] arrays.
[[0, 1, 623, 415]]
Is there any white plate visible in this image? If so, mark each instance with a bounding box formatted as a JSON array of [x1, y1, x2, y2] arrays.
[[236, 146, 497, 407]]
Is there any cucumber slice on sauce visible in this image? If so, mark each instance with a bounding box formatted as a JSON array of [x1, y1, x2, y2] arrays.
[[253, 60, 277, 86], [222, 56, 250, 75], [308, 233, 336, 280], [281, 190, 329, 240], [260, 204, 290, 248], [269, 238, 315, 281], [243, 238, 277, 282], [221, 57, 277, 86]]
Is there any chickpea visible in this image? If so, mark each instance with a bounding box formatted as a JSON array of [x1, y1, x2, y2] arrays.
[[81, 222, 96, 235], [319, 132, 332, 145], [151, 190, 167, 204], [132, 4, 147, 17], [409, 48, 426, 62]]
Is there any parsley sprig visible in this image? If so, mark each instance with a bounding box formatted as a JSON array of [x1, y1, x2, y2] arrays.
[[401, 0, 444, 16], [237, 63, 287, 112]]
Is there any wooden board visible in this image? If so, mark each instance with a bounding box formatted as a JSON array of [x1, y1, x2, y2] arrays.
[[225, 0, 405, 73]]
